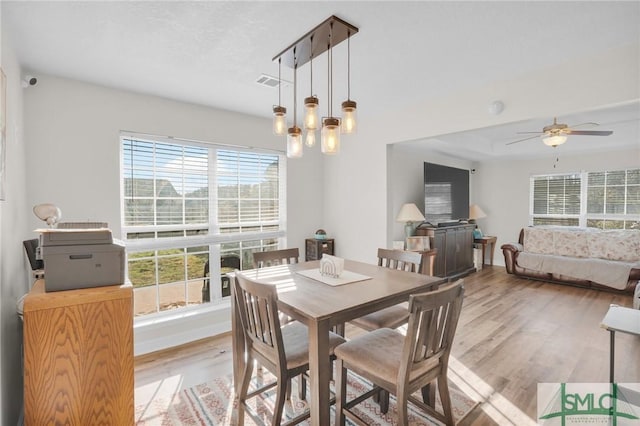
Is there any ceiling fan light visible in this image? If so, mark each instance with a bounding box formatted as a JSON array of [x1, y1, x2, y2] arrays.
[[543, 134, 568, 147], [321, 117, 341, 155], [341, 100, 357, 134], [287, 126, 303, 158], [273, 105, 287, 136]]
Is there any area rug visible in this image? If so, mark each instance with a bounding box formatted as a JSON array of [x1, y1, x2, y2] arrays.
[[136, 371, 479, 425]]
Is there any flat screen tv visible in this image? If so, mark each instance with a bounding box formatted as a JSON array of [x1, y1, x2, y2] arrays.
[[424, 162, 469, 224]]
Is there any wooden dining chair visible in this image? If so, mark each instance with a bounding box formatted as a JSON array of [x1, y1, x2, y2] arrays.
[[349, 248, 424, 331], [252, 247, 300, 269], [234, 272, 346, 426], [335, 280, 465, 426]]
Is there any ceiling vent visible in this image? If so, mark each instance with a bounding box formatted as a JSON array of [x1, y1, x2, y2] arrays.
[[256, 74, 291, 88]]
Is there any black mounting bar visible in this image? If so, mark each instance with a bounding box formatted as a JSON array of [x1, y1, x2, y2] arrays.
[[273, 15, 359, 68]]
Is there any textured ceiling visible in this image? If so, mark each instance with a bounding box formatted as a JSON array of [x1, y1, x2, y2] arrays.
[[4, 1, 640, 159]]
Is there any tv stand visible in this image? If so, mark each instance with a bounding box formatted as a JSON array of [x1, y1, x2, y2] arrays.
[[415, 224, 475, 280]]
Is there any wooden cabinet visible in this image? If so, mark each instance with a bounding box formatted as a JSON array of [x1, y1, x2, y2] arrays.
[[416, 224, 475, 280], [305, 238, 335, 261], [23, 280, 134, 425]]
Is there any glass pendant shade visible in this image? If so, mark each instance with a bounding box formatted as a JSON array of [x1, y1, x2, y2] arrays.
[[543, 134, 567, 147], [304, 96, 319, 130], [273, 106, 287, 135], [341, 100, 357, 134], [287, 126, 303, 158], [305, 130, 316, 147], [321, 118, 341, 155]]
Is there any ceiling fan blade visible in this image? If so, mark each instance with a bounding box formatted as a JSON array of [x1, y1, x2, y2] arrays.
[[506, 134, 541, 145], [568, 122, 599, 129], [516, 131, 543, 135], [567, 130, 613, 136]]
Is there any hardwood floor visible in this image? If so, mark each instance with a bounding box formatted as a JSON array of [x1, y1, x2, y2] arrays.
[[134, 267, 639, 425]]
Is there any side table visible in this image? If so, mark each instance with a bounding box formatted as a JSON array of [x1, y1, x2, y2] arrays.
[[474, 236, 497, 266], [600, 304, 640, 383]]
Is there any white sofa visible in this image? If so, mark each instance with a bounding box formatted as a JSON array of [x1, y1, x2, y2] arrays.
[[502, 226, 640, 294]]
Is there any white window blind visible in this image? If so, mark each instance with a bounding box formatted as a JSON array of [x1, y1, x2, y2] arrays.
[[121, 133, 286, 316], [530, 168, 640, 229]]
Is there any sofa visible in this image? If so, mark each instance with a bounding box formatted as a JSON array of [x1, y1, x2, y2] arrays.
[[502, 227, 640, 294]]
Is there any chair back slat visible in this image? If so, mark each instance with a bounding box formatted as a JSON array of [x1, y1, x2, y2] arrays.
[[377, 248, 422, 273], [253, 248, 300, 269], [234, 272, 286, 369], [402, 280, 464, 379]]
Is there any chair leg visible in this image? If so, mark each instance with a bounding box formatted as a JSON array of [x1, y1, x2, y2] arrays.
[[438, 374, 454, 426], [379, 389, 390, 414], [237, 356, 254, 426], [396, 387, 409, 426], [335, 359, 347, 426], [421, 381, 436, 407], [271, 376, 288, 426], [298, 375, 307, 400], [286, 378, 292, 400]]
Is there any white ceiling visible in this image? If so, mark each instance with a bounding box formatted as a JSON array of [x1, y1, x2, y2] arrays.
[[4, 1, 640, 160]]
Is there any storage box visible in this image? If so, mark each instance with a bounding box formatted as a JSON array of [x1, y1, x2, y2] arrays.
[[42, 242, 125, 292]]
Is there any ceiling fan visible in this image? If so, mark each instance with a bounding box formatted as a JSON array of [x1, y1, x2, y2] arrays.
[[507, 117, 613, 147]]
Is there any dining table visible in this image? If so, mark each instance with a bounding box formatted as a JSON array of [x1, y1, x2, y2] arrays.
[[231, 258, 446, 425]]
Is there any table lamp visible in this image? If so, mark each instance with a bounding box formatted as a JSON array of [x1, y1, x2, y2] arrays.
[[396, 203, 425, 241], [468, 204, 486, 224], [469, 204, 486, 239]]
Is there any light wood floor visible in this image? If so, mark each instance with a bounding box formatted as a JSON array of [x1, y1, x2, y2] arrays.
[[134, 266, 639, 425]]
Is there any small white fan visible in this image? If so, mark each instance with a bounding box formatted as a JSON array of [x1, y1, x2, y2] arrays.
[[33, 203, 62, 227]]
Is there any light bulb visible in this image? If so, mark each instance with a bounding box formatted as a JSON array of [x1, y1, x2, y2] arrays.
[[341, 100, 357, 134], [304, 97, 319, 130], [273, 106, 287, 136], [321, 118, 340, 155], [287, 127, 303, 158], [305, 130, 316, 147]]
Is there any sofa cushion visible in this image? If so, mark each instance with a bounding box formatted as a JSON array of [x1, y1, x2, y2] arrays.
[[587, 230, 640, 262], [523, 227, 555, 254], [553, 229, 589, 258]]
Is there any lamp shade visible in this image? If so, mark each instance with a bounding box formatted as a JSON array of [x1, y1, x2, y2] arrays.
[[469, 204, 487, 220], [543, 134, 567, 147], [396, 203, 425, 223]]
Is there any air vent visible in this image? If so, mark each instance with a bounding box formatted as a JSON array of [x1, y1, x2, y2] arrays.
[[256, 74, 291, 88]]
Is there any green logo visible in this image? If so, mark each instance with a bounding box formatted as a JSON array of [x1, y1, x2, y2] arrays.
[[538, 383, 640, 425]]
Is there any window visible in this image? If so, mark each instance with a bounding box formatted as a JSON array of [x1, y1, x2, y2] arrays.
[[530, 168, 640, 229], [121, 134, 286, 317]]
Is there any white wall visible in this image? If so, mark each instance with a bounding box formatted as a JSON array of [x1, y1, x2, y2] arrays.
[[474, 146, 640, 266], [325, 43, 639, 264], [1, 11, 31, 426], [387, 144, 474, 246], [23, 75, 325, 355]]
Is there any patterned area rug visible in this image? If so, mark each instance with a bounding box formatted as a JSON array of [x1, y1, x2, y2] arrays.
[[136, 371, 479, 425]]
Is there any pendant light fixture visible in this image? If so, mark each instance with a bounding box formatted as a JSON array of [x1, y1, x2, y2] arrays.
[[286, 49, 303, 158], [271, 15, 358, 157], [272, 58, 287, 136], [341, 30, 357, 134], [304, 37, 319, 147], [321, 24, 340, 155]]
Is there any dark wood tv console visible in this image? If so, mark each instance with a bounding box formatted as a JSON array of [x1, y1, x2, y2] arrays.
[[415, 224, 475, 280]]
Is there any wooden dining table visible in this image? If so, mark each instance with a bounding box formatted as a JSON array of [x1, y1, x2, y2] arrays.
[[231, 259, 445, 425]]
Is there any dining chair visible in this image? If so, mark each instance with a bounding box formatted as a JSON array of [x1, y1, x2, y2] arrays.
[[234, 272, 346, 426], [252, 247, 300, 268], [349, 248, 424, 331], [335, 280, 465, 426]]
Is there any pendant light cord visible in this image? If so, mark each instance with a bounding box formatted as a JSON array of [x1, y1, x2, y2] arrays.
[[310, 36, 314, 96], [347, 30, 351, 101], [278, 57, 282, 106], [328, 22, 333, 117], [293, 49, 297, 126]]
